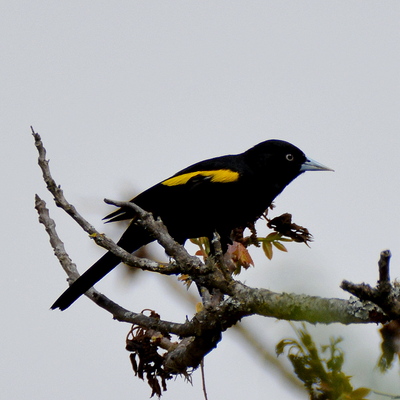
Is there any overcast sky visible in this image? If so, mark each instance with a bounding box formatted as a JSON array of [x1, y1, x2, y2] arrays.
[[2, 1, 400, 399]]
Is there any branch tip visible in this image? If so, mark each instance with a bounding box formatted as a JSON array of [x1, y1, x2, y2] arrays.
[[378, 249, 391, 284]]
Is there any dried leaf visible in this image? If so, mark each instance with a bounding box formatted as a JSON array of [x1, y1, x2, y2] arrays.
[[267, 213, 313, 245], [378, 320, 400, 371], [126, 313, 173, 397]]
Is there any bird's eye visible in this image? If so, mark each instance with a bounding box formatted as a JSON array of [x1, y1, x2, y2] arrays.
[[286, 154, 294, 161]]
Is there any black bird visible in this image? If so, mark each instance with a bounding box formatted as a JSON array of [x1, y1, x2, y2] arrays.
[[51, 139, 332, 310]]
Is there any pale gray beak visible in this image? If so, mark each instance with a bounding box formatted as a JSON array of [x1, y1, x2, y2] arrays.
[[300, 157, 334, 172]]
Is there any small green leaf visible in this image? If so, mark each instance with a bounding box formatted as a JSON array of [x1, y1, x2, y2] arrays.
[[273, 241, 288, 252], [276, 340, 286, 356], [350, 387, 371, 399], [262, 240, 273, 260], [266, 232, 282, 241]]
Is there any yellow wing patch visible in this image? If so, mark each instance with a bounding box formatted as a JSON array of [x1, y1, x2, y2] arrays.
[[162, 169, 239, 187]]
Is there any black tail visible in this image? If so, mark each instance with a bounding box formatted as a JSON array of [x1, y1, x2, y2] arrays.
[[50, 251, 124, 310], [51, 224, 153, 311]]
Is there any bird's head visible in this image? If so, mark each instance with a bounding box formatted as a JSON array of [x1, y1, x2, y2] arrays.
[[245, 139, 333, 183]]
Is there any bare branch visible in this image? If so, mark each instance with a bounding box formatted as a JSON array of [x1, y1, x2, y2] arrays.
[[34, 191, 197, 336], [341, 250, 400, 320], [103, 198, 204, 273], [378, 249, 391, 289], [32, 128, 181, 276], [34, 194, 79, 281]]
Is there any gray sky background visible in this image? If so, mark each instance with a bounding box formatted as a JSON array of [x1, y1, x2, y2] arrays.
[[2, 1, 400, 399]]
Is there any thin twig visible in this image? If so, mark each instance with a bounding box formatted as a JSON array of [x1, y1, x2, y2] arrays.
[[378, 249, 391, 286], [200, 359, 208, 400], [32, 128, 182, 276], [34, 192, 193, 334], [35, 194, 79, 281], [104, 198, 204, 272]]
